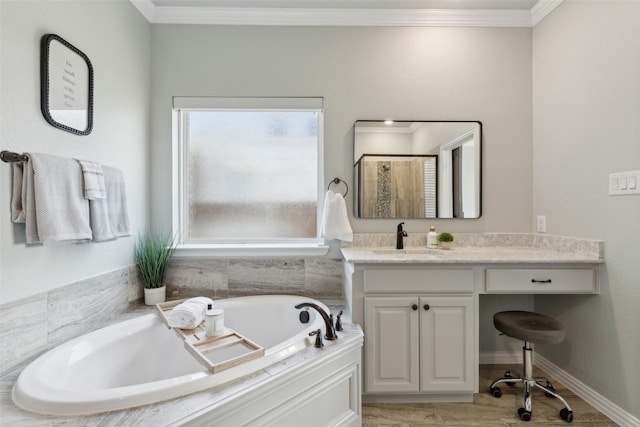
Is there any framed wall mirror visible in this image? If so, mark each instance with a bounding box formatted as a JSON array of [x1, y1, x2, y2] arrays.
[[40, 34, 93, 135], [354, 121, 481, 219]]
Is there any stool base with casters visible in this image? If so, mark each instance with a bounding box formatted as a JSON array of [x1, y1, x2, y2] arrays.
[[489, 311, 574, 423]]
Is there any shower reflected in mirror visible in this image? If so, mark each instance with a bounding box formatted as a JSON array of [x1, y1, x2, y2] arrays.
[[354, 121, 481, 219]]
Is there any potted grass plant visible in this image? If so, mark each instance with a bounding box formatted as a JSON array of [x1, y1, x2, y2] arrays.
[[135, 232, 177, 305], [437, 232, 454, 250]]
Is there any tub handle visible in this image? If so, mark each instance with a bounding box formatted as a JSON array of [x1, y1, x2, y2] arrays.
[[335, 310, 343, 331], [309, 329, 324, 348]]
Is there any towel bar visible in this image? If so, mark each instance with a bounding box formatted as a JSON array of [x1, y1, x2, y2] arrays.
[[1, 151, 28, 163]]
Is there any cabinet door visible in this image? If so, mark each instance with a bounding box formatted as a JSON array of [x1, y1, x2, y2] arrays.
[[419, 296, 474, 392], [364, 296, 419, 393]]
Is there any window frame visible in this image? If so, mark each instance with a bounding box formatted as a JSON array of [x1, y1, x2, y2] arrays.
[[171, 97, 328, 257]]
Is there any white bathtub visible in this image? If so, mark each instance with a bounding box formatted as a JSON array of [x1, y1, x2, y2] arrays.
[[12, 295, 328, 416]]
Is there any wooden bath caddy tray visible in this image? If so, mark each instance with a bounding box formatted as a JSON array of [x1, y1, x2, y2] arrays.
[[155, 299, 265, 374]]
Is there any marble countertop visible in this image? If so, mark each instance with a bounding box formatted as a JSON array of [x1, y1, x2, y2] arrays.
[[341, 233, 605, 265], [341, 246, 603, 264]]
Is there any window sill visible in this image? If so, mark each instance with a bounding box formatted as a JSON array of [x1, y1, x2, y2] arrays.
[[174, 243, 330, 258]]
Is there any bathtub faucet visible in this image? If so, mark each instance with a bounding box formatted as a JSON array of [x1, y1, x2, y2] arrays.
[[295, 302, 338, 341]]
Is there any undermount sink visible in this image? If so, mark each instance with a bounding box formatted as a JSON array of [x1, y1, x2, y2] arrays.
[[372, 248, 446, 255]]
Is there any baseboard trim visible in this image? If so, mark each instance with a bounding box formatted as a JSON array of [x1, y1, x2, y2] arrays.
[[535, 355, 639, 427], [479, 350, 521, 365]]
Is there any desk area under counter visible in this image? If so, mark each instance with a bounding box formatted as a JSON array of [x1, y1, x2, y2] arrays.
[[340, 233, 604, 403]]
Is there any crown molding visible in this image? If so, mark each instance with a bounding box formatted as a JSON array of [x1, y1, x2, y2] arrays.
[[531, 0, 563, 26], [130, 0, 562, 27]]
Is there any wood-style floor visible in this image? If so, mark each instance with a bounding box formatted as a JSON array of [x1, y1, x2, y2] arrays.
[[362, 364, 618, 426]]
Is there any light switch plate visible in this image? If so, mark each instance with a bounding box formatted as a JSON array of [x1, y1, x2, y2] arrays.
[[609, 170, 640, 196]]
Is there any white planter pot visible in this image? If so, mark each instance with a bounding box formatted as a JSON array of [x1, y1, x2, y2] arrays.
[[144, 285, 166, 305], [440, 241, 453, 250]]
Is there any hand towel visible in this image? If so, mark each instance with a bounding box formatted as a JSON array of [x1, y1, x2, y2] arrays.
[[77, 159, 106, 200], [89, 166, 132, 242], [24, 153, 93, 244], [320, 190, 353, 242], [167, 297, 214, 329]]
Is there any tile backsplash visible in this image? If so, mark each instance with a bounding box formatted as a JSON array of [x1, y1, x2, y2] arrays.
[[0, 267, 136, 376], [0, 257, 343, 376], [163, 258, 343, 300]]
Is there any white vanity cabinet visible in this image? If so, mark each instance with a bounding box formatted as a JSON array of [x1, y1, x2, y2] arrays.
[[341, 241, 603, 403], [364, 295, 474, 395], [485, 267, 597, 293], [419, 296, 474, 393], [353, 266, 478, 400], [364, 296, 419, 393]]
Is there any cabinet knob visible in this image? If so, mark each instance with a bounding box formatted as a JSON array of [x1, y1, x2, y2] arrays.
[[423, 304, 430, 311], [412, 304, 418, 311]]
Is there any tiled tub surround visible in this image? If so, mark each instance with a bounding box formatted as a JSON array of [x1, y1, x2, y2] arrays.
[[0, 268, 137, 377], [0, 257, 355, 425], [165, 257, 343, 300], [2, 321, 362, 426], [0, 257, 343, 376]]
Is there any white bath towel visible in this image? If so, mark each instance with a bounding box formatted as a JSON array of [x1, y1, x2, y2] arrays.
[[77, 159, 106, 200], [89, 166, 132, 242], [320, 190, 353, 242], [23, 153, 93, 244], [167, 297, 214, 330]]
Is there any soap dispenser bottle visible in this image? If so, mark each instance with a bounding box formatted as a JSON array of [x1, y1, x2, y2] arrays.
[[427, 226, 439, 249]]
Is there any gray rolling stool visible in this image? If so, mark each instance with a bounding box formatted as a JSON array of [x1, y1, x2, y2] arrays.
[[489, 311, 574, 423]]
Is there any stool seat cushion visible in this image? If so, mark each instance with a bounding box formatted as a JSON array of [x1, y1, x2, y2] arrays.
[[494, 311, 565, 344]]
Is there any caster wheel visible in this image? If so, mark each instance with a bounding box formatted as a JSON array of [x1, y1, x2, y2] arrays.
[[490, 386, 502, 398], [518, 408, 532, 422], [560, 408, 573, 423]]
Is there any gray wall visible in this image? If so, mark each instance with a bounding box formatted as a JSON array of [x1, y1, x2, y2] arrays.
[[532, 1, 640, 418], [149, 24, 537, 357], [150, 25, 534, 238], [0, 0, 151, 303]]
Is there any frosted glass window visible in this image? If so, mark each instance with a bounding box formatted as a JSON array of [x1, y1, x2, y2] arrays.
[[176, 105, 322, 243]]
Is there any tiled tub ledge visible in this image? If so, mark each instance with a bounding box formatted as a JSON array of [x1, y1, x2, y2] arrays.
[[0, 258, 345, 378], [0, 308, 363, 426], [342, 233, 604, 264]]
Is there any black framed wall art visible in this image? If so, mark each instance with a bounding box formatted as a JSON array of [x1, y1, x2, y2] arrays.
[[40, 34, 94, 135]]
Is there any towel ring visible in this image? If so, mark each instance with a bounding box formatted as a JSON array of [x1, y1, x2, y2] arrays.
[[328, 177, 348, 197]]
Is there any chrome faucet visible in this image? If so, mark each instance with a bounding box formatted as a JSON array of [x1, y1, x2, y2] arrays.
[[396, 222, 408, 250], [295, 302, 338, 341]]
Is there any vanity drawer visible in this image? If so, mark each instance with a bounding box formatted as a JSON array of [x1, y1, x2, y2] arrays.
[[364, 269, 474, 293], [486, 268, 596, 293]]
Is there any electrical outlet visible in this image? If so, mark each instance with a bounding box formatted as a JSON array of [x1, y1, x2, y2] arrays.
[[537, 215, 546, 233]]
